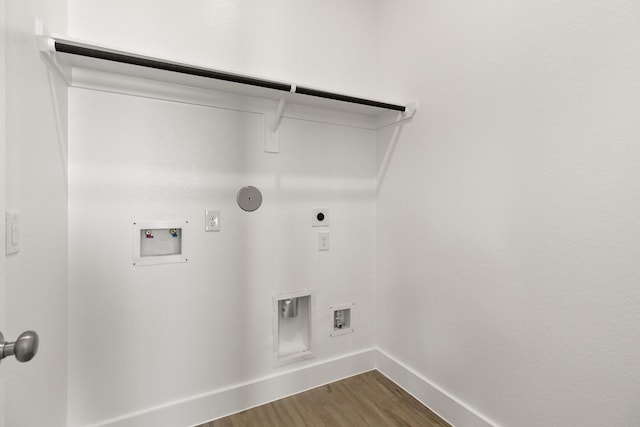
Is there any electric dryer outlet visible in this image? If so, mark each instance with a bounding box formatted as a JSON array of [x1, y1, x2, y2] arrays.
[[311, 208, 329, 227]]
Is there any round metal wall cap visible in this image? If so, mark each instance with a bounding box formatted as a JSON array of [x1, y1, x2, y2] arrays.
[[237, 186, 263, 212]]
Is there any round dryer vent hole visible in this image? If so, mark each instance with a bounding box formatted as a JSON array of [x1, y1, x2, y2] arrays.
[[237, 186, 263, 212]]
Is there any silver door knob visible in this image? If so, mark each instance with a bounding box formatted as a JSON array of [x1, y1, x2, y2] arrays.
[[0, 330, 39, 363]]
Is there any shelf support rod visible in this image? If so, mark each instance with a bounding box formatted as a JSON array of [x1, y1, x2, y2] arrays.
[[41, 30, 408, 114]]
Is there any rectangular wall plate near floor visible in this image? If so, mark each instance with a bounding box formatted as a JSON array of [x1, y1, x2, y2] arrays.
[[273, 290, 315, 367], [330, 303, 355, 337]]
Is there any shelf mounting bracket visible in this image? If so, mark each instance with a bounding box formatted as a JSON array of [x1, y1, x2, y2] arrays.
[[35, 20, 71, 85], [270, 98, 286, 134], [401, 100, 418, 121], [376, 100, 419, 189], [265, 97, 287, 153], [383, 100, 418, 129]]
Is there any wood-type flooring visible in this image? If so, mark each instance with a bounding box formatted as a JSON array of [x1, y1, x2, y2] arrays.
[[199, 370, 451, 427]]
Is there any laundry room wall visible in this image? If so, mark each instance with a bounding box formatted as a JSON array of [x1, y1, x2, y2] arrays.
[[376, 1, 640, 426], [67, 2, 380, 426], [69, 0, 380, 98]]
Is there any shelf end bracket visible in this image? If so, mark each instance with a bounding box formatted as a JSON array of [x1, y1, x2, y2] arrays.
[[35, 20, 71, 85], [377, 100, 418, 130], [402, 100, 418, 120], [266, 97, 286, 153]]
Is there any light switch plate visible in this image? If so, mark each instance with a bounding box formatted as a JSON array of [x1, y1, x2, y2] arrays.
[[6, 211, 20, 255], [318, 231, 330, 251]]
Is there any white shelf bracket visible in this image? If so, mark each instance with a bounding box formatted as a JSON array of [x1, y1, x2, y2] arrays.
[[265, 97, 286, 153], [270, 98, 286, 133], [383, 100, 418, 129], [376, 100, 419, 189], [401, 100, 418, 121], [35, 20, 70, 180], [35, 20, 71, 85]]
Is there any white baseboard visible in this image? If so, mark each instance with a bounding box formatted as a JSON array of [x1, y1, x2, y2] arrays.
[[88, 348, 377, 427], [376, 349, 497, 427], [88, 348, 496, 427]]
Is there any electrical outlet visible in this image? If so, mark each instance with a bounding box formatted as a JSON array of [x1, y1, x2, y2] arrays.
[[205, 209, 220, 232]]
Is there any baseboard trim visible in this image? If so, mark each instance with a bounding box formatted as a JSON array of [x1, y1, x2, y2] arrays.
[[376, 349, 497, 427], [87, 348, 497, 427], [87, 348, 377, 427]]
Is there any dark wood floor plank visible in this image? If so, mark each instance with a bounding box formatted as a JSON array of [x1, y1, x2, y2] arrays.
[[203, 370, 451, 427]]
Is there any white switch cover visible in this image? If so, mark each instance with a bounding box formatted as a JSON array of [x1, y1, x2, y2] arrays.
[[318, 231, 330, 251], [6, 211, 20, 255], [205, 209, 221, 232]]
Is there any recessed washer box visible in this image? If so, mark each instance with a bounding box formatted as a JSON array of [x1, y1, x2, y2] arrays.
[[132, 220, 189, 266], [273, 290, 314, 366], [330, 303, 355, 337]]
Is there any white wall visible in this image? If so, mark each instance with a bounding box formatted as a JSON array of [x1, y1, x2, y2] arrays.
[[69, 0, 379, 99], [3, 0, 68, 426], [66, 2, 381, 425], [66, 1, 640, 426], [377, 1, 640, 426], [67, 87, 377, 425]]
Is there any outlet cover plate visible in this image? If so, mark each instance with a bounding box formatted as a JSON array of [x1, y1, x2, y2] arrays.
[[205, 209, 221, 232]]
